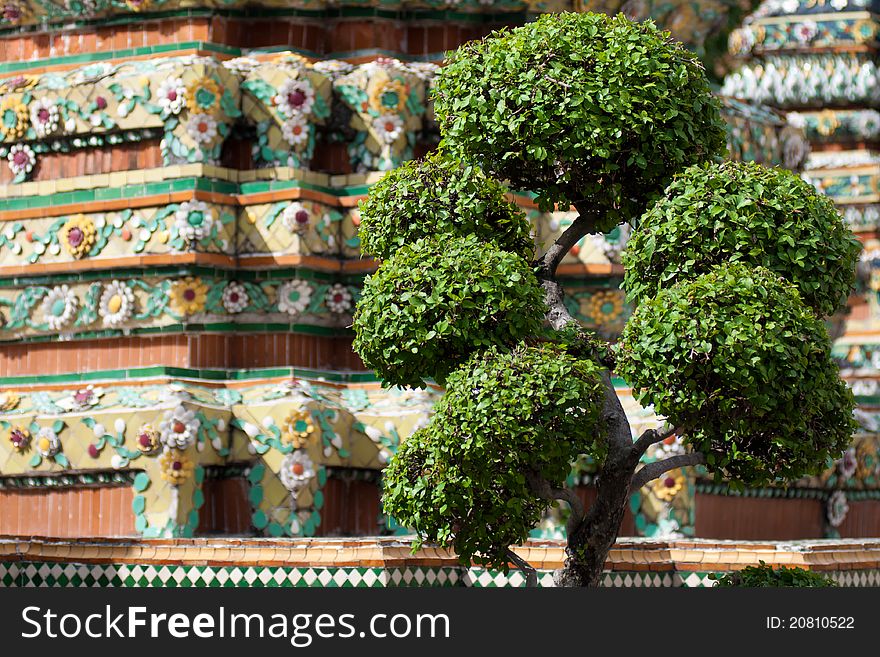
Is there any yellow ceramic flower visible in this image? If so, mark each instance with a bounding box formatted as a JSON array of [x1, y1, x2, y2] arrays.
[[0, 96, 29, 141], [815, 110, 841, 137], [272, 52, 309, 67], [159, 448, 194, 485], [7, 425, 30, 451], [0, 390, 20, 412], [0, 75, 39, 95], [169, 277, 208, 316], [135, 423, 161, 453], [125, 0, 153, 12], [651, 472, 685, 502], [583, 290, 624, 323], [62, 214, 97, 259], [853, 18, 878, 44], [368, 78, 408, 114], [185, 77, 222, 114], [856, 439, 879, 479], [282, 408, 316, 448]]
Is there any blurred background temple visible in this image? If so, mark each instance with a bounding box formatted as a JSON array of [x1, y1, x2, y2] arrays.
[[0, 0, 878, 564]]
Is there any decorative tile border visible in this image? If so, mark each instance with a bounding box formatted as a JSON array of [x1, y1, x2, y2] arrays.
[[0, 270, 361, 340], [721, 53, 880, 108], [3, 535, 880, 587]]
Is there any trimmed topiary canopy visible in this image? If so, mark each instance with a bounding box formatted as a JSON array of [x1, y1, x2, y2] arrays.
[[352, 234, 546, 389], [357, 150, 533, 261], [434, 12, 727, 230], [382, 344, 606, 566], [623, 160, 862, 317], [618, 263, 856, 485]]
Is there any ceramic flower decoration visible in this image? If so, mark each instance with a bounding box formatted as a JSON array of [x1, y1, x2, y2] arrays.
[[159, 448, 194, 485], [221, 281, 249, 314], [40, 285, 78, 330], [158, 404, 200, 449], [282, 408, 316, 448], [98, 280, 135, 327], [279, 450, 316, 492], [277, 279, 313, 316]]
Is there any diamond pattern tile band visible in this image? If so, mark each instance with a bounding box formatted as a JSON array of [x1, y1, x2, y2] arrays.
[[3, 562, 880, 588]]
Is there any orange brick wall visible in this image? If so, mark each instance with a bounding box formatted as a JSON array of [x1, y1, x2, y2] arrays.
[[695, 494, 824, 540], [0, 334, 365, 377], [0, 17, 506, 63], [0, 486, 135, 537], [0, 141, 163, 185]]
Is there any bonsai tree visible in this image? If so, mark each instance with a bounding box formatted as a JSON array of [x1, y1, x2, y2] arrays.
[[352, 13, 862, 587]]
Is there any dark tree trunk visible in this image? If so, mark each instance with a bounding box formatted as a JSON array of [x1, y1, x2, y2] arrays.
[[555, 372, 639, 587], [555, 455, 636, 586]]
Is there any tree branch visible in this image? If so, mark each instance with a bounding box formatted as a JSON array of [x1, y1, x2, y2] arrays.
[[539, 277, 576, 331], [537, 207, 597, 277], [629, 452, 706, 493], [526, 470, 585, 536], [506, 548, 538, 588], [631, 424, 680, 458]]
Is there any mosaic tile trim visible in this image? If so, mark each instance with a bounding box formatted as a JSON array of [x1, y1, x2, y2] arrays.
[[0, 0, 568, 32], [0, 561, 706, 587], [3, 561, 878, 587], [0, 273, 361, 340], [721, 53, 880, 108], [0, 52, 802, 187], [801, 167, 880, 205], [0, 0, 752, 60], [792, 109, 880, 142], [730, 10, 879, 55], [0, 275, 637, 342], [0, 56, 241, 179], [0, 374, 439, 537]]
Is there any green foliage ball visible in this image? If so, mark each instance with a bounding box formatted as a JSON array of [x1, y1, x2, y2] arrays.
[[623, 161, 862, 317], [382, 344, 606, 567], [352, 235, 546, 388], [711, 563, 837, 587], [358, 151, 533, 261], [434, 12, 727, 229], [618, 263, 856, 485]]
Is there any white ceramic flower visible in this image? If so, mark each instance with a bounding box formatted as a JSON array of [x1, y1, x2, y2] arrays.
[[372, 113, 404, 143], [282, 202, 311, 233], [311, 60, 354, 78], [856, 110, 880, 137], [281, 115, 309, 146], [274, 77, 315, 117], [156, 76, 186, 115], [35, 427, 61, 457], [279, 450, 315, 492], [57, 384, 103, 411], [827, 490, 849, 528], [222, 57, 261, 76], [7, 143, 35, 176], [173, 200, 215, 245], [69, 61, 113, 85], [277, 279, 313, 316], [794, 21, 818, 45], [30, 98, 59, 137], [786, 112, 806, 129], [838, 447, 858, 480], [159, 404, 200, 449], [186, 113, 218, 144], [222, 281, 249, 314], [99, 280, 135, 327], [325, 283, 352, 314], [40, 285, 78, 330]]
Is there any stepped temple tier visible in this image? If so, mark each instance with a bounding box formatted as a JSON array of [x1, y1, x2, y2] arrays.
[[0, 1, 878, 586]]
